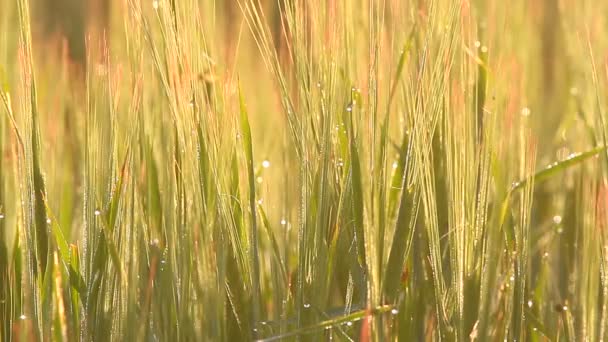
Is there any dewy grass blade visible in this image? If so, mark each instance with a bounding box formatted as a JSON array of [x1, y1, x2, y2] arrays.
[[348, 108, 367, 271], [16, 0, 50, 338], [41, 202, 67, 264], [18, 0, 49, 279], [383, 186, 420, 301], [258, 205, 288, 286], [386, 26, 417, 111], [255, 305, 395, 342], [510, 145, 607, 193], [238, 82, 261, 334]]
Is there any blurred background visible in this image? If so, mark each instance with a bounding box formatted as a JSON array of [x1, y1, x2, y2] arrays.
[[30, 0, 288, 70], [27, 0, 576, 151]]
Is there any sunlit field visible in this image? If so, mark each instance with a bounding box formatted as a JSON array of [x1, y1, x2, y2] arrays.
[[1, 0, 608, 340]]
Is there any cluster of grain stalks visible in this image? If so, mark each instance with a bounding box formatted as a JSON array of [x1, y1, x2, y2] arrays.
[[1, 0, 608, 340]]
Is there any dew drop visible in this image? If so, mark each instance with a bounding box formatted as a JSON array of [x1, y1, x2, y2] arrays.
[[280, 219, 287, 226], [19, 314, 26, 320], [0, 214, 4, 219], [94, 209, 101, 216], [262, 160, 270, 168], [346, 105, 353, 112], [303, 303, 311, 309], [509, 276, 515, 282], [152, 0, 159, 9], [521, 107, 531, 117], [554, 304, 567, 312], [391, 308, 399, 315], [256, 177, 263, 184], [257, 199, 263, 205], [346, 321, 353, 327], [553, 215, 562, 224], [527, 300, 533, 308], [569, 87, 578, 96], [392, 161, 398, 169], [481, 46, 488, 53], [46, 218, 51, 224]]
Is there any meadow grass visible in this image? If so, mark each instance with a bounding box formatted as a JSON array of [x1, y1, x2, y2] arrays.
[[1, 0, 608, 340]]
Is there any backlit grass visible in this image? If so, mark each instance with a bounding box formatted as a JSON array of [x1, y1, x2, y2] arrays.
[[1, 0, 608, 340]]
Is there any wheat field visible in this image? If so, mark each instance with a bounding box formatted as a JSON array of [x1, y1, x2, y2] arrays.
[[1, 0, 608, 341]]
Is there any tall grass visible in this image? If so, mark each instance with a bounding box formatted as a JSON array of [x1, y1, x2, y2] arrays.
[[1, 0, 608, 340]]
